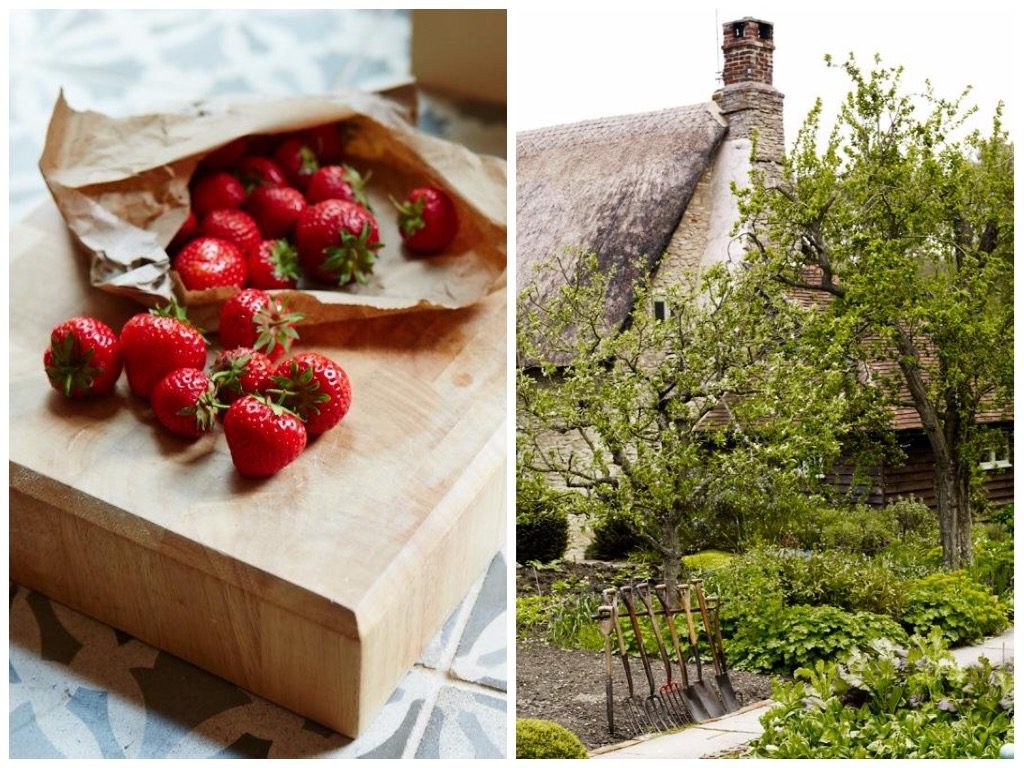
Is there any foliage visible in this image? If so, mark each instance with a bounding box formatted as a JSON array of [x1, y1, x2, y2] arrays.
[[901, 571, 1008, 646], [516, 595, 554, 640], [748, 632, 1014, 758], [787, 498, 936, 556], [735, 54, 1014, 568], [516, 718, 589, 759], [518, 247, 870, 594], [682, 550, 735, 570], [775, 550, 905, 617], [727, 603, 907, 674], [516, 471, 569, 564], [584, 511, 647, 561], [969, 535, 1014, 597]]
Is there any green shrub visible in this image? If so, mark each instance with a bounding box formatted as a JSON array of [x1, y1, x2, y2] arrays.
[[969, 535, 1014, 597], [902, 571, 1008, 646], [584, 512, 646, 561], [683, 549, 735, 571], [748, 632, 1014, 758], [547, 579, 604, 651], [727, 603, 908, 674], [516, 719, 588, 759], [886, 496, 937, 539], [516, 595, 554, 640], [516, 479, 570, 564], [776, 549, 905, 617]]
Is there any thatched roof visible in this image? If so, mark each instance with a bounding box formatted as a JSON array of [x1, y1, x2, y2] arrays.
[[517, 103, 728, 365]]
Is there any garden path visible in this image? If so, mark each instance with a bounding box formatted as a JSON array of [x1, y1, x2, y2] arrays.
[[590, 626, 1015, 759]]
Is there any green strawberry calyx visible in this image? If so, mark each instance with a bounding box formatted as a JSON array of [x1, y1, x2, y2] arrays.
[[268, 240, 302, 283], [268, 363, 330, 421], [252, 300, 304, 357], [45, 333, 101, 397], [177, 385, 224, 433], [210, 352, 254, 399], [251, 392, 305, 420], [299, 146, 319, 175], [343, 166, 373, 210], [390, 194, 426, 237], [150, 298, 208, 340], [322, 221, 383, 286]]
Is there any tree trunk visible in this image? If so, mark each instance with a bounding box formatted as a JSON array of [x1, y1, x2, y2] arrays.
[[934, 459, 973, 568], [661, 516, 683, 609]]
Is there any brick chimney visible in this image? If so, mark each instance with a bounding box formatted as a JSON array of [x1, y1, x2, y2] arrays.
[[713, 17, 784, 164]]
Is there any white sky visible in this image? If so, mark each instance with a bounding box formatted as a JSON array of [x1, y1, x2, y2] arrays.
[[511, 2, 1016, 144]]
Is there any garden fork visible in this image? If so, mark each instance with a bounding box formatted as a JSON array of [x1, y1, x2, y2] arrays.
[[605, 589, 652, 737], [619, 585, 674, 732], [635, 582, 694, 726]]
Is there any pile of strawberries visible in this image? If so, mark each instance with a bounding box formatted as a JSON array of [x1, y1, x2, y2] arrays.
[[43, 290, 347, 478], [170, 122, 460, 291]]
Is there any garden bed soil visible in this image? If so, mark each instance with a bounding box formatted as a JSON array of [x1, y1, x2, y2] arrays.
[[516, 560, 776, 751]]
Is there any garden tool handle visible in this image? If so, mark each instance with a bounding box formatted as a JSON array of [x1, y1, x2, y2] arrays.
[[620, 586, 659, 695], [636, 583, 674, 685], [653, 582, 690, 687], [691, 580, 723, 677], [678, 584, 708, 681], [607, 589, 637, 696], [708, 595, 730, 672]]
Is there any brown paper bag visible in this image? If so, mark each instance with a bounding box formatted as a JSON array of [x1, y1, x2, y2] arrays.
[[38, 88, 507, 329]]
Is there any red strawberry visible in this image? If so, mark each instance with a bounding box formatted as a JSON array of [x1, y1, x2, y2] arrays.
[[295, 199, 383, 285], [169, 209, 199, 253], [120, 304, 208, 399], [219, 288, 302, 361], [245, 186, 307, 239], [300, 123, 344, 163], [151, 367, 219, 438], [248, 239, 301, 290], [191, 172, 246, 216], [392, 187, 459, 254], [199, 137, 249, 170], [274, 138, 319, 190], [199, 209, 261, 258], [224, 395, 307, 477], [234, 156, 288, 193], [43, 317, 123, 398], [306, 165, 371, 208], [174, 237, 247, 291], [272, 352, 351, 436], [210, 347, 275, 405]]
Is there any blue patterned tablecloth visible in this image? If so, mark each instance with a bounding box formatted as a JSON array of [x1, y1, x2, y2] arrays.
[[8, 9, 507, 759]]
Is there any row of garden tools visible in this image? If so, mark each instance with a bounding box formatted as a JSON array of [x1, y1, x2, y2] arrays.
[[594, 579, 740, 738]]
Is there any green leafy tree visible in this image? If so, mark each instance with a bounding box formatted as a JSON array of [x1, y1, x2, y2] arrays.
[[517, 249, 872, 597], [735, 55, 1013, 567]]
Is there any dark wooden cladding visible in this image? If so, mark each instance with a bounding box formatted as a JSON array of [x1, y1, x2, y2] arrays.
[[828, 424, 1014, 510]]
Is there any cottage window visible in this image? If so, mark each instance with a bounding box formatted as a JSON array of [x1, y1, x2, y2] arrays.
[[653, 299, 670, 321], [979, 436, 1012, 471]]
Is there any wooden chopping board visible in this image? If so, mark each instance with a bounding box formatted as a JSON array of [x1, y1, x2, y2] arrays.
[[9, 200, 507, 737]]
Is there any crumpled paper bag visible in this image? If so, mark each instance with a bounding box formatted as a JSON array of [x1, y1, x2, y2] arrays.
[[38, 88, 506, 328]]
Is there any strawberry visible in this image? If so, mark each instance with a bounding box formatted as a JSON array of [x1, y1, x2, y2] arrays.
[[191, 172, 246, 216], [218, 288, 302, 361], [199, 209, 262, 258], [210, 347, 275, 405], [234, 156, 288, 193], [272, 352, 351, 436], [248, 239, 301, 290], [223, 395, 307, 477], [120, 303, 208, 399], [150, 367, 219, 438], [295, 199, 383, 285], [392, 187, 459, 254], [174, 237, 247, 291], [199, 137, 249, 170], [169, 209, 199, 253], [300, 123, 344, 164], [306, 165, 372, 208], [245, 186, 307, 239], [274, 138, 319, 190], [43, 317, 123, 398]]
